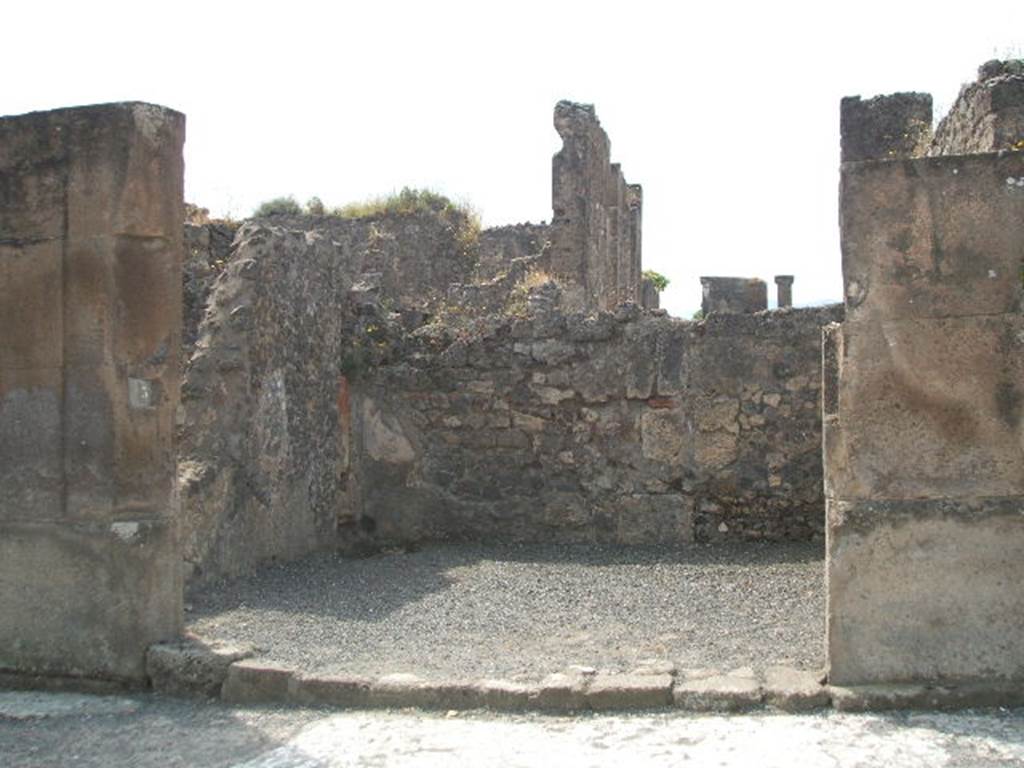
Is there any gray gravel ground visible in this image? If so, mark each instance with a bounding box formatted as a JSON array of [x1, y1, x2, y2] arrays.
[[188, 542, 825, 680], [3, 690, 1024, 768]]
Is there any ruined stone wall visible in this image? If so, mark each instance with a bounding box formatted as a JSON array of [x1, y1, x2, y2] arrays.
[[344, 293, 841, 547], [179, 212, 480, 585], [183, 219, 235, 356], [0, 103, 184, 682], [474, 223, 550, 282], [549, 102, 642, 310], [931, 60, 1024, 155]]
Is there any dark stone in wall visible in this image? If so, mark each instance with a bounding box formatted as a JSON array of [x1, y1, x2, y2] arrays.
[[840, 92, 933, 162]]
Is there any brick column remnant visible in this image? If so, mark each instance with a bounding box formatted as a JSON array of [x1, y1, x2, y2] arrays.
[[699, 277, 767, 315], [550, 101, 643, 310], [0, 103, 185, 682], [840, 92, 933, 162], [774, 275, 794, 308], [825, 118, 1024, 685]]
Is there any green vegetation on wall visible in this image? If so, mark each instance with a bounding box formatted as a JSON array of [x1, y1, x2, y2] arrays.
[[643, 269, 670, 292]]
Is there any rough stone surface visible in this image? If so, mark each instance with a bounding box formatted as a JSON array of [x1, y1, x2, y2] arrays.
[[0, 102, 184, 682], [178, 209, 485, 585], [182, 217, 235, 359], [840, 92, 933, 162], [763, 666, 829, 712], [700, 277, 767, 315], [221, 659, 293, 704], [828, 143, 1024, 687], [350, 300, 841, 547], [146, 639, 254, 698], [673, 669, 763, 712], [586, 673, 673, 710], [931, 59, 1024, 155]]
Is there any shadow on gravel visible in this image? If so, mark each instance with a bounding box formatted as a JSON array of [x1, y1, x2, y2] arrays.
[[189, 541, 823, 620], [186, 541, 826, 678]]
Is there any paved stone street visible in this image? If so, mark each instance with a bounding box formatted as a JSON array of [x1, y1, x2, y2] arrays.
[[2, 690, 1023, 767]]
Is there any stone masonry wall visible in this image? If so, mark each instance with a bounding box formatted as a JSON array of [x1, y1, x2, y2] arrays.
[[0, 103, 184, 682], [344, 292, 841, 547], [178, 212, 480, 585], [931, 60, 1024, 155], [549, 102, 642, 311]]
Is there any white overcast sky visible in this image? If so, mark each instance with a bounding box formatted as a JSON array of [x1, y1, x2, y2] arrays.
[[4, 1, 1023, 317]]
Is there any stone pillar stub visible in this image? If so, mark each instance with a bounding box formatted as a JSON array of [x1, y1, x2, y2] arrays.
[[826, 148, 1024, 686], [640, 278, 660, 310], [0, 102, 184, 682], [774, 275, 793, 308], [840, 92, 933, 162], [700, 277, 767, 315]]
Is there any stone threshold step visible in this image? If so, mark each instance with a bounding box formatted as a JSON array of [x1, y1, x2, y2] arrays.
[[142, 640, 1024, 714]]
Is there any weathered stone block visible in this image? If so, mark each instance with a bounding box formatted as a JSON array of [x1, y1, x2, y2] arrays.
[[840, 152, 1024, 321], [221, 659, 293, 704], [824, 316, 1024, 501], [639, 408, 690, 466], [673, 669, 763, 712], [763, 666, 829, 712], [0, 102, 184, 684], [827, 499, 1024, 685], [473, 679, 538, 710], [700, 277, 766, 315], [586, 674, 673, 709], [288, 672, 374, 708], [840, 92, 932, 162], [146, 640, 254, 698], [0, 520, 182, 681], [533, 672, 588, 710]]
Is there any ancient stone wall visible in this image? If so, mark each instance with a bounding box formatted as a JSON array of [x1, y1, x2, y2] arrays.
[[474, 223, 550, 282], [0, 103, 184, 682], [178, 212, 480, 585], [931, 60, 1024, 155], [343, 291, 841, 547], [827, 126, 1024, 684], [183, 219, 235, 357], [549, 102, 642, 310]]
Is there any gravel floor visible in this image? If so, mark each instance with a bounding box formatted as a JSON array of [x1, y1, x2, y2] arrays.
[[188, 542, 825, 681]]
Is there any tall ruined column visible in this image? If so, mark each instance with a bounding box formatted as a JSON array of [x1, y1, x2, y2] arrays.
[[0, 103, 184, 682], [824, 97, 1024, 686], [549, 101, 642, 311]]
